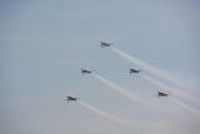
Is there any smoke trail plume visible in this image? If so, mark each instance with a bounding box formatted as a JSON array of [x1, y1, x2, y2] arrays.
[[92, 73, 163, 111], [79, 100, 134, 127], [110, 46, 183, 87], [110, 47, 198, 106], [93, 74, 145, 104], [169, 97, 200, 118], [142, 75, 197, 104]]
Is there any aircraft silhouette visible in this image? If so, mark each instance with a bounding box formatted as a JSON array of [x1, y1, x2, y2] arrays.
[[64, 96, 79, 103], [100, 41, 112, 48], [80, 68, 94, 75], [129, 68, 141, 75], [158, 91, 168, 97]]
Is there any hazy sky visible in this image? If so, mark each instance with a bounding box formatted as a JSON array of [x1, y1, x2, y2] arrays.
[[1, 0, 200, 134]]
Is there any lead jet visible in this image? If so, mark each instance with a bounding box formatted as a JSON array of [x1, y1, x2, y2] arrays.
[[80, 68, 93, 75], [100, 41, 112, 48], [64, 96, 79, 103], [129, 68, 141, 75], [158, 91, 168, 97]]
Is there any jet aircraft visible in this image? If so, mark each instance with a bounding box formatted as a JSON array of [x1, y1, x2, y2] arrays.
[[100, 41, 112, 48], [80, 68, 93, 75], [65, 96, 79, 103], [129, 68, 141, 75], [158, 91, 168, 97]]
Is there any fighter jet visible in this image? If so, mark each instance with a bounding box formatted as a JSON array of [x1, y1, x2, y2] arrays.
[[80, 68, 94, 75], [64, 96, 79, 103], [100, 41, 112, 48], [158, 91, 168, 97], [129, 68, 141, 75]]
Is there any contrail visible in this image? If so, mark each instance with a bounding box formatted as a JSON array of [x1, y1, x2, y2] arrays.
[[169, 97, 200, 118], [110, 47, 198, 105], [140, 75, 200, 118], [142, 75, 198, 104], [92, 73, 163, 111], [110, 46, 183, 87], [79, 100, 134, 127], [93, 73, 146, 104]]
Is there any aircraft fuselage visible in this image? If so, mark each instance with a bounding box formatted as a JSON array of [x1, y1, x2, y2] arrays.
[[130, 68, 140, 74], [158, 92, 168, 97], [65, 96, 78, 103], [81, 70, 92, 75], [101, 42, 111, 47]]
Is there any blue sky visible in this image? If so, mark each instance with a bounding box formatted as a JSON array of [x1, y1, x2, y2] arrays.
[[1, 0, 200, 134]]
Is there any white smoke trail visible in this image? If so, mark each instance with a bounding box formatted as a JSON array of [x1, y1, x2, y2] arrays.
[[110, 46, 183, 87], [93, 73, 145, 104], [142, 75, 197, 104], [79, 100, 134, 127], [169, 97, 200, 118], [110, 47, 198, 105], [92, 73, 163, 111]]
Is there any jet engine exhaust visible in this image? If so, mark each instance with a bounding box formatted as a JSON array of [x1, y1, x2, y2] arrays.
[[79, 100, 134, 127], [169, 97, 200, 118], [92, 73, 164, 111], [142, 75, 198, 105], [110, 46, 197, 105], [110, 46, 183, 87]]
